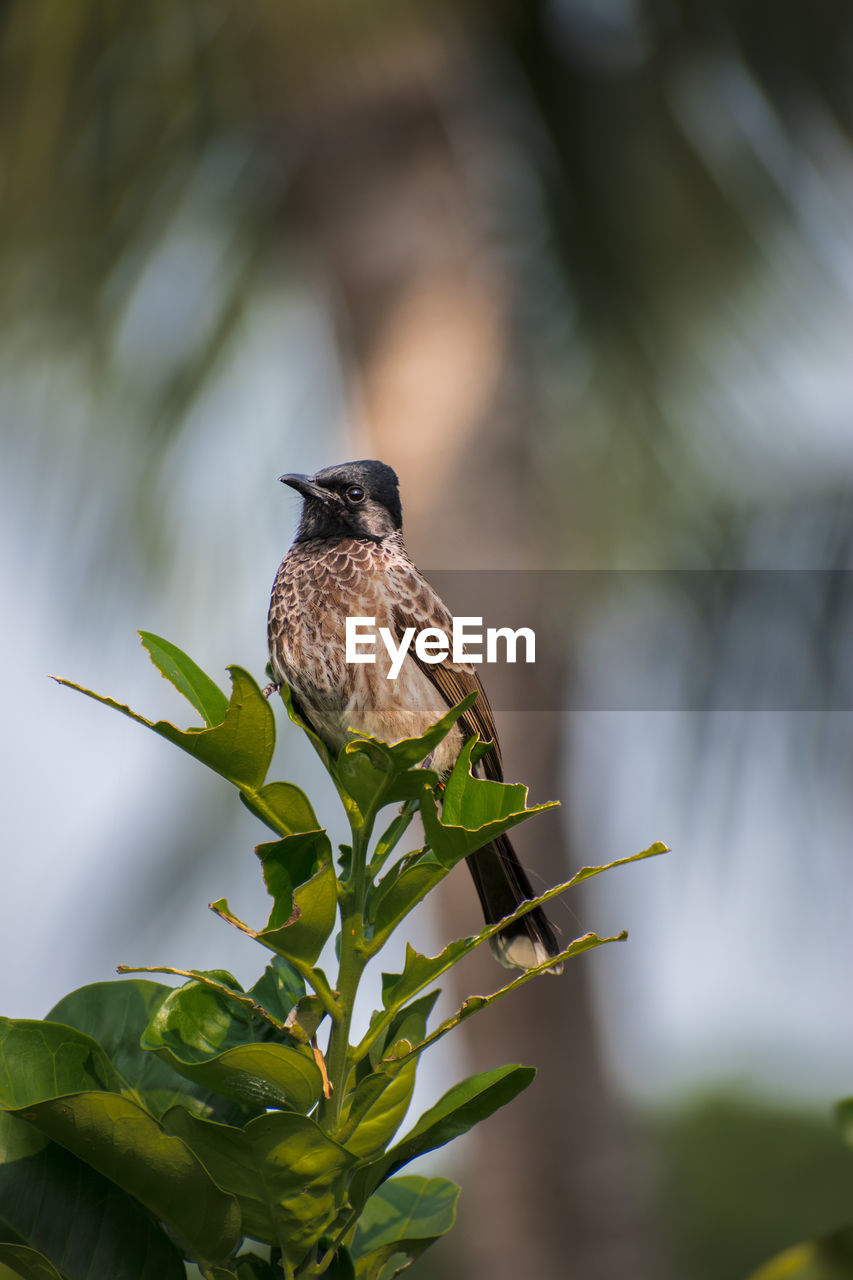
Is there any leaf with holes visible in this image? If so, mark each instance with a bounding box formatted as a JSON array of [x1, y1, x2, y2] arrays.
[[54, 664, 275, 791]]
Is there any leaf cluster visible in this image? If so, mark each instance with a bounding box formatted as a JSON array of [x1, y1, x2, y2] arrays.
[[0, 634, 666, 1279]]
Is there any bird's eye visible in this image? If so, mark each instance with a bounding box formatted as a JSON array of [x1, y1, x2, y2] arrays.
[[345, 485, 366, 504]]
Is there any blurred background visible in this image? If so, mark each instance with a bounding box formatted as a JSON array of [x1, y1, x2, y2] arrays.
[[4, 2, 853, 1277]]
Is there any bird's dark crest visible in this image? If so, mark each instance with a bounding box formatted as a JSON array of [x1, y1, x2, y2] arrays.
[[314, 460, 402, 529], [284, 460, 403, 544]]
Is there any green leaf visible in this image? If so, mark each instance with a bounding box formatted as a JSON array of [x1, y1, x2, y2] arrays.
[[331, 698, 477, 823], [165, 1108, 356, 1267], [141, 975, 322, 1113], [5, 1093, 240, 1264], [368, 806, 420, 879], [350, 1176, 460, 1279], [254, 835, 338, 966], [398, 930, 632, 1069], [339, 1066, 412, 1159], [46, 979, 250, 1124], [368, 993, 441, 1071], [465, 841, 667, 951], [155, 1038, 321, 1115], [281, 996, 327, 1046], [361, 844, 667, 1067], [348, 1065, 534, 1211], [335, 741, 396, 821], [278, 683, 335, 772], [0, 1245, 65, 1280], [748, 1226, 853, 1280], [341, 995, 436, 1160], [233, 1257, 280, 1280], [384, 770, 439, 805], [117, 965, 299, 1035], [54, 665, 275, 790], [340, 1065, 413, 1163], [278, 684, 471, 819], [233, 1258, 279, 1280], [0, 1019, 125, 1103], [379, 943, 469, 1014], [419, 739, 559, 868], [404, 843, 668, 998], [350, 696, 478, 773], [47, 979, 169, 1088], [241, 780, 323, 838], [248, 959, 306, 1025], [0, 1113, 185, 1280], [331, 754, 434, 824], [369, 857, 447, 943], [555, 841, 670, 887], [0, 1016, 240, 1262], [138, 631, 229, 727], [387, 1063, 534, 1167], [322, 1246, 356, 1280], [256, 831, 331, 922], [153, 663, 274, 789]]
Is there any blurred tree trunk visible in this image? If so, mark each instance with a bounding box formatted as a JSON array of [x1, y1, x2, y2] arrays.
[[290, 40, 662, 1280]]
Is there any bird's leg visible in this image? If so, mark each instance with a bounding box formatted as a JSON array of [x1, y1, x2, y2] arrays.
[[261, 658, 281, 698]]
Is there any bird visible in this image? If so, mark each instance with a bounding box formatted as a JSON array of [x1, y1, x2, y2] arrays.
[[267, 459, 562, 973]]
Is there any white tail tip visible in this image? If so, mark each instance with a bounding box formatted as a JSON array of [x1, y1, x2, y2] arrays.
[[492, 934, 563, 975]]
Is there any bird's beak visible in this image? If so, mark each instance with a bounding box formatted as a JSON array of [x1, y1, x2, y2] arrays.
[[279, 473, 335, 504]]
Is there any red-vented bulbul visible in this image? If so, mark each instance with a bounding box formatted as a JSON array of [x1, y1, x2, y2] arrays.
[[267, 459, 561, 972]]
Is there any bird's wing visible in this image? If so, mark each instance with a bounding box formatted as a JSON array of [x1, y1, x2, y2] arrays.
[[388, 564, 504, 781]]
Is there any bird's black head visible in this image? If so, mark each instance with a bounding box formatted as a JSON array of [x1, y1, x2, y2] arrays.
[[281, 460, 403, 543]]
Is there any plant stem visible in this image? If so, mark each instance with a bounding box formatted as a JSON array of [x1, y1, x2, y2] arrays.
[[368, 796, 419, 876], [321, 804, 375, 1129], [322, 922, 362, 1128], [312, 1206, 361, 1275], [271, 1244, 294, 1280]]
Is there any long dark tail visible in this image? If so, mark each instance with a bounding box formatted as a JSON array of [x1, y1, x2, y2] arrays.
[[286, 680, 562, 970], [466, 832, 563, 973]]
